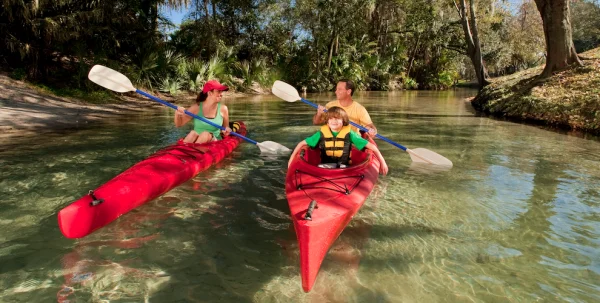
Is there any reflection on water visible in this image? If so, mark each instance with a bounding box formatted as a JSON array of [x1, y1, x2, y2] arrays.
[[1, 89, 600, 302]]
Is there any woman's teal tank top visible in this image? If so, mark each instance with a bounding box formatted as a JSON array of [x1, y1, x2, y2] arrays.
[[193, 102, 223, 140]]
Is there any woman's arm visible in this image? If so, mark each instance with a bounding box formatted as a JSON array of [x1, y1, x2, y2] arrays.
[[365, 142, 388, 175], [220, 104, 231, 136], [288, 140, 308, 168], [175, 104, 197, 127]]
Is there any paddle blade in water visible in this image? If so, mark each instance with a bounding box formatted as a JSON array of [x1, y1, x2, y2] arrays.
[[272, 81, 301, 102], [88, 65, 136, 93], [408, 162, 453, 174], [407, 148, 453, 167], [257, 141, 291, 154]]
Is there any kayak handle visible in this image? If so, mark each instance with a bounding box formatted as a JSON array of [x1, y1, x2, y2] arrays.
[[304, 200, 318, 221], [88, 190, 104, 207]]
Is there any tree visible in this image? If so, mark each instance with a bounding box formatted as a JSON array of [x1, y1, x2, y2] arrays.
[[503, 0, 545, 74], [570, 0, 600, 52], [533, 0, 582, 78], [453, 0, 490, 89]]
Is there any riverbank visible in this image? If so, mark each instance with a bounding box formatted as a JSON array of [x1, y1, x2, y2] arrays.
[[471, 47, 600, 136], [0, 73, 247, 146]]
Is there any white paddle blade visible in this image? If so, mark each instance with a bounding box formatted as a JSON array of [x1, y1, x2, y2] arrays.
[[88, 65, 136, 93], [272, 80, 301, 102], [408, 162, 453, 174], [257, 141, 291, 154], [407, 148, 453, 167]]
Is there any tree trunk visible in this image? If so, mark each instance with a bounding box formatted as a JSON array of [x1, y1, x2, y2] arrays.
[[455, 0, 489, 89], [534, 0, 582, 78], [212, 1, 216, 23], [406, 33, 421, 78], [327, 32, 337, 70], [203, 0, 212, 58], [203, 0, 209, 17], [141, 0, 158, 34]]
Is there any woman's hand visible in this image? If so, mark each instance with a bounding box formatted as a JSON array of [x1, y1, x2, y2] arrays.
[[221, 126, 232, 137], [176, 106, 186, 117], [174, 106, 187, 127]]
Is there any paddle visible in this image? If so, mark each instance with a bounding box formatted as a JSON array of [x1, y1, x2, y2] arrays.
[[87, 65, 290, 154], [272, 80, 453, 166]]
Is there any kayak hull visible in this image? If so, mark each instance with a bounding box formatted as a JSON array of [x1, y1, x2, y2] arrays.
[[58, 122, 246, 239], [285, 136, 380, 292]]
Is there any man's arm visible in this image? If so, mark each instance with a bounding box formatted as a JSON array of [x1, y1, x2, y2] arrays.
[[312, 105, 327, 125], [359, 106, 377, 137]]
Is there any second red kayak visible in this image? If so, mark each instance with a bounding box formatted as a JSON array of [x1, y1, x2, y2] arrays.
[[285, 136, 380, 292], [58, 122, 246, 239]]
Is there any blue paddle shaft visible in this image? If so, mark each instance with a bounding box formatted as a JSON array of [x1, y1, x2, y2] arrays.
[[136, 90, 258, 145], [300, 98, 407, 151]]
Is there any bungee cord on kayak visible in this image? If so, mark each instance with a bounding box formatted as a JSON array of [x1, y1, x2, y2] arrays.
[[293, 169, 365, 196], [293, 168, 366, 222]]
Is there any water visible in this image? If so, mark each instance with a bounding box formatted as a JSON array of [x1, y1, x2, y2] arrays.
[[1, 90, 599, 302]]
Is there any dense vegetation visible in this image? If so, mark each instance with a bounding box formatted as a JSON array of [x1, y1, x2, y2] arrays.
[[1, 0, 599, 95]]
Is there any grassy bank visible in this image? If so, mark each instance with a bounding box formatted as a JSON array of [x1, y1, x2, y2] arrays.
[[471, 47, 600, 135]]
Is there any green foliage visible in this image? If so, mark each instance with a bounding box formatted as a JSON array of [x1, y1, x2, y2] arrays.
[[571, 0, 600, 52], [0, 0, 578, 97], [233, 61, 252, 87], [9, 68, 26, 80], [402, 76, 419, 90], [159, 77, 183, 95]]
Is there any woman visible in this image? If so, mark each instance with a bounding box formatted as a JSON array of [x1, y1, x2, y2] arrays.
[[175, 80, 232, 143]]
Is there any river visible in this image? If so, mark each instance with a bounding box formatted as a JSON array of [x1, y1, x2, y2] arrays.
[[0, 89, 598, 302]]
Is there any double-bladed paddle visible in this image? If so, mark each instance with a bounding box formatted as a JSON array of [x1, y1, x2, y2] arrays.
[[272, 80, 453, 166], [87, 65, 290, 154]]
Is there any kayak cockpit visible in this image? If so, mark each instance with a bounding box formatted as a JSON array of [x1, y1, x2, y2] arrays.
[[299, 141, 372, 169]]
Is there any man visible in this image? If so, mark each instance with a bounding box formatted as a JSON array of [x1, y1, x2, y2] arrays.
[[313, 79, 377, 137]]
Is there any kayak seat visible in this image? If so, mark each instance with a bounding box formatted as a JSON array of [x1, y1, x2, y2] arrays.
[[230, 121, 241, 133]]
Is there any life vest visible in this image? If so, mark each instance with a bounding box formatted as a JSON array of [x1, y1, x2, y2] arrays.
[[318, 124, 352, 165]]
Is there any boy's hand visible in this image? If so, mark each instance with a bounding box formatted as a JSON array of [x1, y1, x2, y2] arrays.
[[379, 161, 388, 175]]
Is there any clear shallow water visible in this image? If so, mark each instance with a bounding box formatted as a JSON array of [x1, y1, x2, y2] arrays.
[[1, 90, 599, 302]]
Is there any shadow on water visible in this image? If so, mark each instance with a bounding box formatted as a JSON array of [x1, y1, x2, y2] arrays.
[[132, 159, 295, 302]]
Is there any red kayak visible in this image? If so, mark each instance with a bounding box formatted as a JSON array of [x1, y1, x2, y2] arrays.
[[285, 136, 380, 292], [58, 122, 246, 239]]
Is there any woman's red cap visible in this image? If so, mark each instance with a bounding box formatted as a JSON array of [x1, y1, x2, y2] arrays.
[[202, 80, 229, 93]]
